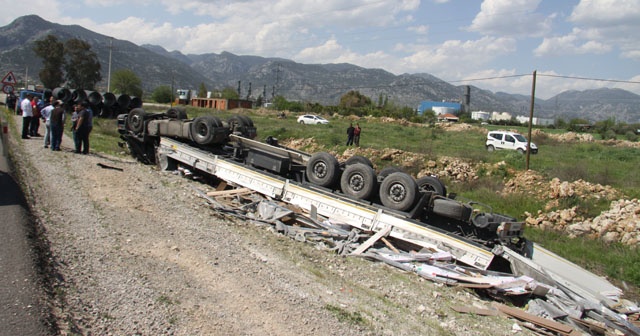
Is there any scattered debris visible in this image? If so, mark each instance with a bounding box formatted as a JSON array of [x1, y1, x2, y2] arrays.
[[191, 180, 640, 336], [96, 163, 123, 171]]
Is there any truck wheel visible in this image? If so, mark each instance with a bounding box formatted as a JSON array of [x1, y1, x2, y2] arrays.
[[416, 175, 447, 196], [517, 148, 525, 154], [238, 115, 254, 127], [228, 115, 255, 139], [166, 107, 187, 120], [345, 155, 373, 168], [340, 163, 377, 200], [487, 145, 495, 152], [127, 108, 147, 134], [377, 166, 404, 182], [306, 152, 340, 188], [191, 116, 218, 145], [379, 172, 418, 211]]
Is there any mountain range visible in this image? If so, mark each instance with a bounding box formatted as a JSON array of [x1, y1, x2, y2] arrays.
[[1, 15, 639, 123]]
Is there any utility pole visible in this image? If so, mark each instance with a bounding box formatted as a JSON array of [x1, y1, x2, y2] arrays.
[[273, 63, 281, 98], [526, 70, 537, 171], [107, 37, 113, 92]]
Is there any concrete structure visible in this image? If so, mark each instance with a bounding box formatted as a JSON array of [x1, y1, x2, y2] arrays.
[[191, 97, 253, 110]]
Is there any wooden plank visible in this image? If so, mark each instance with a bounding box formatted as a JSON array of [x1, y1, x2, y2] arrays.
[[380, 237, 399, 253], [215, 181, 227, 191], [206, 187, 252, 197], [492, 303, 575, 335], [350, 225, 392, 255]]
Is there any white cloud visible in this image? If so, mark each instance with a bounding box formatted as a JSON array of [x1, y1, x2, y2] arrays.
[[394, 36, 516, 77], [468, 0, 553, 37], [534, 28, 612, 56], [569, 0, 640, 26]]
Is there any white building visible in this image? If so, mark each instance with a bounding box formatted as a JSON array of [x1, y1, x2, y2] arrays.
[[492, 111, 513, 121], [471, 111, 490, 121]]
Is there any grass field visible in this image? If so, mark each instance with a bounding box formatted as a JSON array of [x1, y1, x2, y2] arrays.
[[12, 105, 640, 291]]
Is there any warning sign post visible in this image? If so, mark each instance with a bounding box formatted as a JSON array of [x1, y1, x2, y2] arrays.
[[1, 72, 17, 85]]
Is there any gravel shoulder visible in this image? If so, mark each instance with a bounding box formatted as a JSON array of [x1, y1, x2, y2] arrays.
[[8, 113, 531, 336]]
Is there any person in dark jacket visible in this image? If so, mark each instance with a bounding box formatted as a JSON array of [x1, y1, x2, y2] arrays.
[[49, 101, 65, 151], [73, 101, 91, 154], [346, 123, 355, 146]]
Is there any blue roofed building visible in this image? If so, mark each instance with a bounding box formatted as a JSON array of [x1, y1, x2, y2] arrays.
[[417, 101, 462, 116]]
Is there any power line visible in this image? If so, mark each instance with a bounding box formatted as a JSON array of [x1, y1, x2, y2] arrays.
[[447, 74, 530, 83], [538, 74, 640, 85]]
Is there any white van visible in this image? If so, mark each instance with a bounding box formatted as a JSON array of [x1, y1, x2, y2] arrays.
[[486, 131, 538, 154]]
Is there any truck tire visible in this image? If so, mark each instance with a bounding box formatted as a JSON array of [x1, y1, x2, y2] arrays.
[[487, 145, 495, 152], [340, 163, 377, 200], [306, 152, 340, 188], [345, 155, 373, 168], [379, 172, 418, 211], [127, 108, 147, 134], [228, 115, 255, 139], [416, 175, 447, 197], [166, 107, 187, 120], [191, 116, 221, 145], [238, 115, 254, 127], [377, 166, 404, 183]]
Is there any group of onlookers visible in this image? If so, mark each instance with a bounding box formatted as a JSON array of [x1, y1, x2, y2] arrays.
[[20, 93, 92, 154]]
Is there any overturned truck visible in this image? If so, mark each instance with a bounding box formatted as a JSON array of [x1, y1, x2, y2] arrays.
[[118, 108, 530, 261], [118, 108, 639, 335]]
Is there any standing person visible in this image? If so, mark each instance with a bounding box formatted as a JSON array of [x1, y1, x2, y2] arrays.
[[6, 92, 16, 111], [40, 97, 55, 148], [74, 101, 91, 154], [346, 123, 355, 146], [86, 104, 94, 152], [29, 96, 42, 136], [354, 123, 361, 147], [49, 101, 65, 151], [20, 94, 33, 139], [70, 104, 79, 147]]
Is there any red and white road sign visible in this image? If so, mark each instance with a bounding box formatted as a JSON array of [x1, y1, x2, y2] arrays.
[[2, 84, 14, 94], [1, 71, 17, 85]]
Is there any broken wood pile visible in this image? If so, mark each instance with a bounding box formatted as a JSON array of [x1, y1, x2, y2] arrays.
[[195, 183, 640, 336]]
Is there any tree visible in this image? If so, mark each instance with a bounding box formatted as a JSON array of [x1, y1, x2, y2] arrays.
[[272, 95, 288, 110], [220, 86, 239, 99], [33, 35, 64, 89], [151, 85, 173, 104], [339, 90, 371, 108], [198, 82, 208, 98], [111, 69, 143, 97], [64, 38, 101, 90]]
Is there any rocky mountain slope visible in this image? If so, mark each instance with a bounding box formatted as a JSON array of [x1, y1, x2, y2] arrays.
[[2, 15, 640, 122]]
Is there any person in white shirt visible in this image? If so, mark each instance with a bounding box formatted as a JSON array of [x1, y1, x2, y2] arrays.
[[21, 94, 33, 139], [40, 96, 55, 148]]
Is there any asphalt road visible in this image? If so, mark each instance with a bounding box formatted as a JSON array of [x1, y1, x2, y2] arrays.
[[0, 119, 52, 335]]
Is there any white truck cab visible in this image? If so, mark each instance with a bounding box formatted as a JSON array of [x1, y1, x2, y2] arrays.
[[486, 130, 538, 154]]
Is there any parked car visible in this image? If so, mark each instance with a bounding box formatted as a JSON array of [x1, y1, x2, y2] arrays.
[[486, 130, 538, 154], [297, 114, 329, 125]]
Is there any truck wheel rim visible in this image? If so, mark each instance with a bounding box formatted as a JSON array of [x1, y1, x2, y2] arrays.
[[389, 183, 407, 202]]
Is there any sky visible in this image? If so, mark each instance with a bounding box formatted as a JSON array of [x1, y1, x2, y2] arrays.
[[2, 0, 639, 99]]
